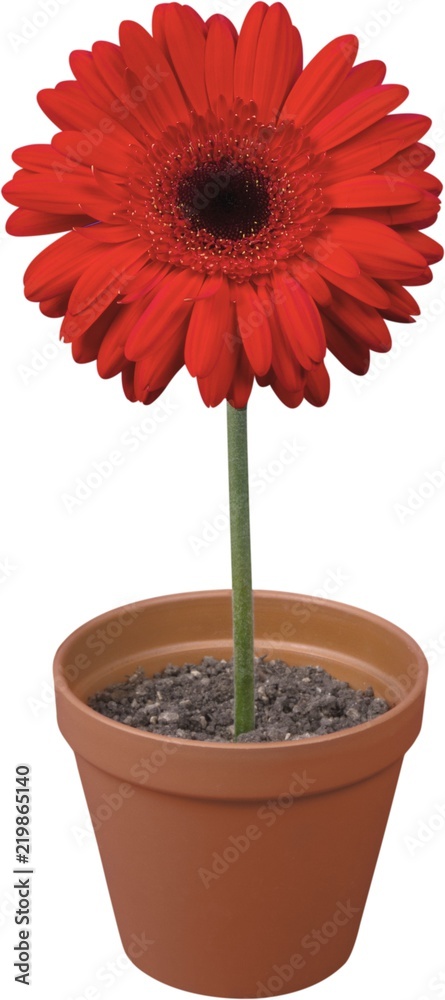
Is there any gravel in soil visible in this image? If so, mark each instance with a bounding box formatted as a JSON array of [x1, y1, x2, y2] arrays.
[[88, 656, 390, 742]]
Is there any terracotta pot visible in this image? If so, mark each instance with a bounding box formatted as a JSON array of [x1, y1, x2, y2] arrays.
[[54, 590, 427, 998]]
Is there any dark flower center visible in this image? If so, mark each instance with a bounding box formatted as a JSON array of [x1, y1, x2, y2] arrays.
[[127, 108, 328, 278], [176, 158, 270, 241]]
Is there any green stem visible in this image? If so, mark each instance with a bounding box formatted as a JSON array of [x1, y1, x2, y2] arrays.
[[227, 402, 255, 738]]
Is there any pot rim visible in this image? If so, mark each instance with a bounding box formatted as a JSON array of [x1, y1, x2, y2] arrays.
[[54, 588, 427, 751]]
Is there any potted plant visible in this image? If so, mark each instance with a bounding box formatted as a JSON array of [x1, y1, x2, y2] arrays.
[[3, 3, 442, 996]]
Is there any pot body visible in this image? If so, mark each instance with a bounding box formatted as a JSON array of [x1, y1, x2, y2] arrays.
[[54, 591, 427, 998]]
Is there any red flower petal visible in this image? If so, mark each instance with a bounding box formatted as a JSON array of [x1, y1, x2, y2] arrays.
[[152, 4, 171, 57], [311, 85, 409, 152], [289, 260, 332, 306], [133, 325, 186, 395], [228, 348, 254, 409], [206, 12, 236, 39], [52, 131, 138, 176], [69, 50, 118, 112], [323, 315, 370, 375], [120, 261, 172, 303], [284, 35, 358, 125], [233, 2, 268, 103], [268, 306, 305, 393], [71, 303, 118, 363], [305, 362, 330, 406], [396, 228, 444, 264], [289, 27, 303, 90], [198, 316, 238, 407], [375, 153, 440, 192], [91, 41, 152, 143], [397, 170, 441, 195], [6, 207, 92, 236], [92, 40, 124, 86], [273, 272, 326, 367], [118, 20, 189, 127], [378, 280, 420, 319], [308, 60, 386, 125], [24, 231, 101, 301], [317, 264, 390, 309], [304, 239, 360, 277], [325, 288, 391, 351], [122, 66, 173, 138], [122, 363, 137, 401], [345, 191, 440, 228], [403, 268, 433, 286], [235, 282, 273, 375], [324, 215, 427, 278], [40, 294, 70, 318], [325, 174, 421, 208], [325, 114, 432, 183], [270, 378, 305, 408], [12, 143, 86, 174], [161, 4, 208, 114], [74, 223, 141, 244], [251, 3, 295, 120], [205, 16, 235, 112], [398, 142, 436, 171], [3, 170, 119, 218], [190, 274, 223, 302], [125, 268, 205, 360], [185, 277, 230, 377], [97, 297, 149, 378], [67, 241, 149, 317], [38, 82, 134, 144]]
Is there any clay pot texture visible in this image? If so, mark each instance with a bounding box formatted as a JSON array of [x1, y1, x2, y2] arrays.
[[54, 591, 427, 998]]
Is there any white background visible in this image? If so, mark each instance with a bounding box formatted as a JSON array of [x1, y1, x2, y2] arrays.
[[1, 0, 444, 997]]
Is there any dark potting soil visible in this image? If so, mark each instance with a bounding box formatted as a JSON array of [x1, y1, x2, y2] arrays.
[[88, 656, 390, 742]]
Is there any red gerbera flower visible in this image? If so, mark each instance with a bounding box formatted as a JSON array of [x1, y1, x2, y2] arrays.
[[3, 2, 443, 408]]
